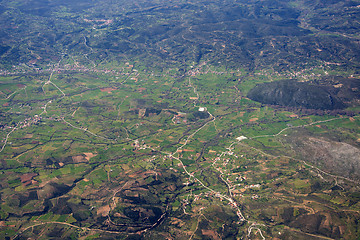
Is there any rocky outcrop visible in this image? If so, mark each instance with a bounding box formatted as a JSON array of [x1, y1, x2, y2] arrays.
[[289, 136, 360, 180]]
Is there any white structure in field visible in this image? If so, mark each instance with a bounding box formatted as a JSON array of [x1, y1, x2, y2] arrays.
[[198, 107, 206, 112], [236, 136, 247, 141]]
